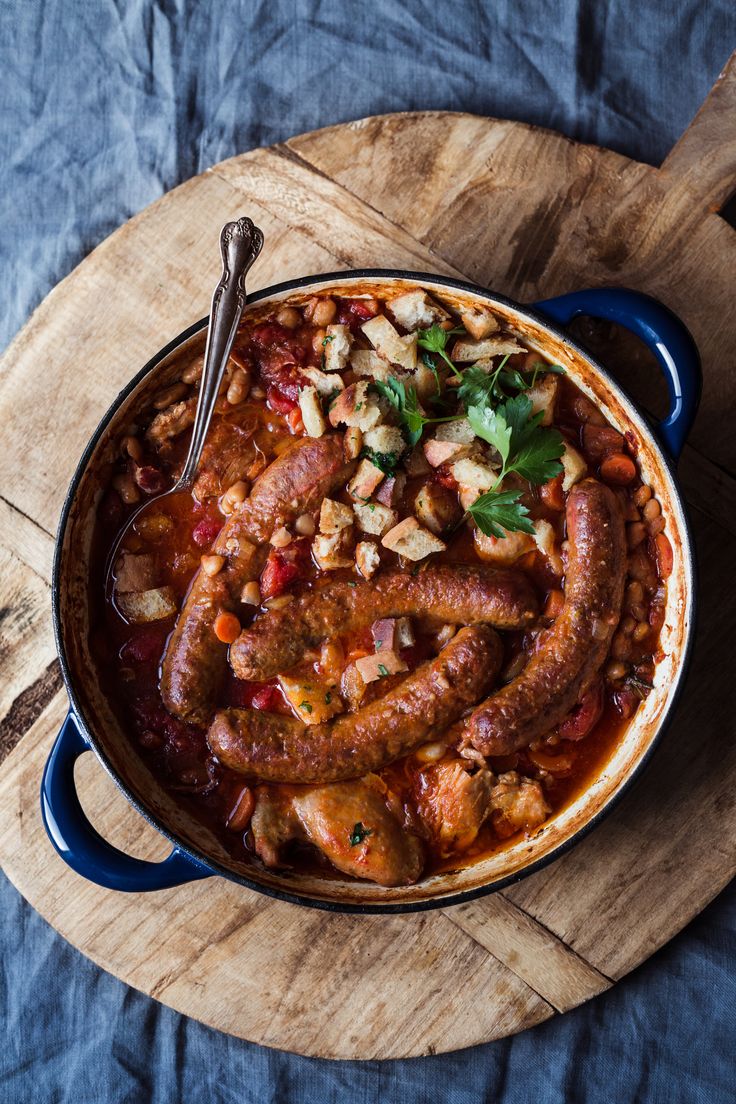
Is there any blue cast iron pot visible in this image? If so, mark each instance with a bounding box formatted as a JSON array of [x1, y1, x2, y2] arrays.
[[42, 273, 701, 912]]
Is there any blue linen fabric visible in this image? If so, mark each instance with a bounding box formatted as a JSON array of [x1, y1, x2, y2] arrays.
[[1, 1, 735, 1100]]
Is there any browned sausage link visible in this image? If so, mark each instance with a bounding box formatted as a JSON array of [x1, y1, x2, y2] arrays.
[[230, 564, 538, 681], [160, 435, 354, 724], [464, 479, 626, 756], [209, 625, 502, 783]]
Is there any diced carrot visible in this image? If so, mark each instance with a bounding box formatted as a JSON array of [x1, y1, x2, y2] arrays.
[[226, 785, 255, 831], [213, 611, 241, 644], [653, 532, 673, 578], [544, 589, 565, 619], [600, 453, 636, 486], [286, 407, 304, 434], [540, 473, 565, 511]]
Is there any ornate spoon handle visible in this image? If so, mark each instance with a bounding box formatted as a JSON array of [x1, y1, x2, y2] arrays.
[[177, 217, 264, 490]]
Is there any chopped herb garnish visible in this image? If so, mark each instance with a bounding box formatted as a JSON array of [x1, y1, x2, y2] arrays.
[[299, 701, 313, 713], [347, 580, 357, 587], [325, 389, 341, 409], [375, 639, 383, 650], [349, 822, 373, 846], [377, 663, 389, 677], [416, 324, 465, 379], [325, 692, 332, 704], [355, 402, 363, 411], [360, 446, 398, 475], [322, 334, 335, 346], [626, 675, 653, 700]]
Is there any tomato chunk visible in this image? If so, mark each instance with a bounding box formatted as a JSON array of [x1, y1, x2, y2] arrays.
[[558, 681, 603, 741], [260, 537, 311, 599], [192, 515, 223, 548]]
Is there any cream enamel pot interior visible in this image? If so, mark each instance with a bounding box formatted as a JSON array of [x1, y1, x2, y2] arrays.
[[42, 272, 701, 913]]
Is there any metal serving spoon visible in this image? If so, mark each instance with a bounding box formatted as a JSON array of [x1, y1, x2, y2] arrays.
[[105, 216, 264, 597]]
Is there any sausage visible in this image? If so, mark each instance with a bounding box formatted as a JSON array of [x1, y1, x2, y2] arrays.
[[208, 625, 502, 783], [464, 479, 626, 756], [230, 563, 538, 680], [160, 435, 354, 724]]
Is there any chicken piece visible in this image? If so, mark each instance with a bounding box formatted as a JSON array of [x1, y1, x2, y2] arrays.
[[250, 788, 302, 867], [191, 420, 257, 500], [146, 397, 197, 449], [292, 781, 425, 886], [488, 772, 551, 839], [416, 760, 494, 854]]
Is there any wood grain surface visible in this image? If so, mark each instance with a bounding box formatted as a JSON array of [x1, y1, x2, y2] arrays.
[[0, 54, 734, 1060]]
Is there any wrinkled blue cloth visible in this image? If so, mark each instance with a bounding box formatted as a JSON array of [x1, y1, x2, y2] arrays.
[[1, 1, 735, 1101]]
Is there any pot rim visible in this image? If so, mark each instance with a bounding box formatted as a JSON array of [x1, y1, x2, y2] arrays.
[[51, 268, 698, 913]]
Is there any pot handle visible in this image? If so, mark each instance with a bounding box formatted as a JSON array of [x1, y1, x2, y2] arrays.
[[532, 287, 702, 460], [41, 711, 212, 892]]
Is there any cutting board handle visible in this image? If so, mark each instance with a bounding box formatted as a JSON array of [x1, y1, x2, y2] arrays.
[[41, 711, 212, 892], [660, 50, 736, 213], [533, 287, 702, 459]]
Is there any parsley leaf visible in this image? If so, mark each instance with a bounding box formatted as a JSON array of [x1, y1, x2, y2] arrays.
[[370, 376, 461, 447], [465, 393, 564, 538], [416, 324, 464, 379], [299, 701, 313, 714], [467, 488, 536, 538], [349, 822, 373, 846]]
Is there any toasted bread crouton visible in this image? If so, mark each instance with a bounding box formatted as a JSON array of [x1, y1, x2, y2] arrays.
[[561, 442, 587, 491], [115, 552, 156, 594], [117, 586, 177, 624], [450, 457, 498, 490], [312, 530, 354, 570], [424, 438, 472, 468], [404, 446, 431, 476], [527, 373, 559, 426], [298, 385, 327, 438], [355, 649, 408, 684], [395, 616, 415, 648], [350, 348, 394, 380], [353, 500, 398, 537], [414, 482, 461, 535], [382, 516, 447, 560], [533, 519, 564, 574], [435, 419, 477, 445], [451, 336, 525, 362], [347, 458, 385, 500], [388, 289, 450, 330], [458, 484, 482, 510], [363, 424, 406, 457], [361, 315, 417, 371], [375, 472, 406, 508], [412, 362, 444, 401], [460, 306, 499, 340], [319, 497, 354, 534], [322, 324, 353, 372], [328, 380, 384, 432], [279, 675, 343, 725], [473, 527, 534, 564], [356, 540, 380, 580], [301, 365, 345, 396]]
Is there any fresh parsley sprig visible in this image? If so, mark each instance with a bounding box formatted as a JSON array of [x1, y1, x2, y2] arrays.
[[458, 355, 565, 410], [370, 377, 461, 447], [465, 394, 564, 538], [416, 324, 465, 379]]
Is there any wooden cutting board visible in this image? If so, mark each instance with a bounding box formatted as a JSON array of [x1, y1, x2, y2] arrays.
[[1, 55, 735, 1061]]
